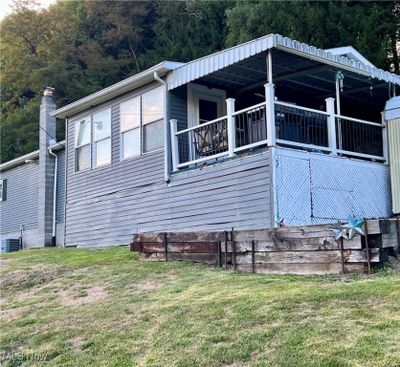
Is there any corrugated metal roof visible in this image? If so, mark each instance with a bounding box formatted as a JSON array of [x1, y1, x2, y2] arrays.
[[167, 33, 400, 90]]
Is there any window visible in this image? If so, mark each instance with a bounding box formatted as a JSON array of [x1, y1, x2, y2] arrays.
[[75, 118, 91, 171], [142, 88, 164, 153], [0, 179, 6, 201], [120, 96, 141, 159], [120, 87, 164, 159], [93, 108, 111, 167]]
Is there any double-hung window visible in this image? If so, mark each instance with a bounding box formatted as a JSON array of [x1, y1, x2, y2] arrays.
[[75, 118, 91, 171], [93, 108, 111, 167], [142, 87, 164, 153], [120, 96, 141, 160], [120, 87, 164, 159]]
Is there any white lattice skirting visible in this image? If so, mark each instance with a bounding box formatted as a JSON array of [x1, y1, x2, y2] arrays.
[[275, 147, 391, 226]]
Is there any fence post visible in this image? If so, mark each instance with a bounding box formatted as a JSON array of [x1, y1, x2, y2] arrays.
[[382, 112, 389, 165], [226, 98, 236, 157], [325, 97, 338, 156], [169, 119, 179, 171], [264, 83, 276, 146]]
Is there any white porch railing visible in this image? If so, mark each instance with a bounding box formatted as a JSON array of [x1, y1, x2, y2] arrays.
[[170, 84, 387, 171]]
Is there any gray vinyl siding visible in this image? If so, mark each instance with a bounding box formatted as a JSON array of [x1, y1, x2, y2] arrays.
[[169, 85, 188, 162], [56, 149, 65, 223], [0, 162, 39, 233], [170, 85, 187, 130], [65, 82, 272, 247]]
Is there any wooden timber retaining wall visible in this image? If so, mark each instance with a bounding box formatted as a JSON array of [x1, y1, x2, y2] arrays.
[[130, 220, 399, 275]]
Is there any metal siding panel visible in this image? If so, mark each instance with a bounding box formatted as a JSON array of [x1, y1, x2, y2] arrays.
[[56, 149, 65, 223], [388, 118, 400, 213], [64, 148, 272, 247], [0, 162, 39, 233]]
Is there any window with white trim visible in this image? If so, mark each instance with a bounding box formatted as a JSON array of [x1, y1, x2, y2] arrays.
[[0, 179, 6, 201], [120, 87, 164, 159], [75, 117, 91, 171], [120, 96, 141, 159], [93, 108, 111, 167]]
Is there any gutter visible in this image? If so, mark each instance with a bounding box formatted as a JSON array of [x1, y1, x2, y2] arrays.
[[0, 150, 39, 172], [48, 146, 58, 246], [154, 71, 171, 183], [52, 61, 184, 119]]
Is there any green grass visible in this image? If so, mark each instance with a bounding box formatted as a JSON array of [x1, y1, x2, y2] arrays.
[[1, 247, 400, 367]]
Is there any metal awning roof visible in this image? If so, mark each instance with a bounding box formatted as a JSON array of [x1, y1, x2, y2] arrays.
[[167, 34, 400, 90]]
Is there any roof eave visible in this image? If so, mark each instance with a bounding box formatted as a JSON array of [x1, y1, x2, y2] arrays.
[[52, 61, 184, 119], [0, 150, 39, 172]]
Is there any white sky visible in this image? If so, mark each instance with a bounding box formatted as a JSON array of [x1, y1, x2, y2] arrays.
[[0, 0, 56, 20]]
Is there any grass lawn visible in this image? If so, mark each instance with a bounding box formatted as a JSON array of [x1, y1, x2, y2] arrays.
[[1, 247, 399, 367]]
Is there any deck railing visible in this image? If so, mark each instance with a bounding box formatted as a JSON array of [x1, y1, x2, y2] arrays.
[[335, 115, 384, 160], [275, 102, 330, 152], [170, 85, 387, 171]]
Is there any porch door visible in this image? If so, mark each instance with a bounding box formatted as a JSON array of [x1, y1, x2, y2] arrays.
[[187, 84, 227, 160], [187, 84, 226, 127]]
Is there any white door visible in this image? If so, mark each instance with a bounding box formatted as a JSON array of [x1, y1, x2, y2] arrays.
[[187, 84, 226, 127]]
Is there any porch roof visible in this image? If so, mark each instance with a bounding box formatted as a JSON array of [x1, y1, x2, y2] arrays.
[[167, 33, 400, 91]]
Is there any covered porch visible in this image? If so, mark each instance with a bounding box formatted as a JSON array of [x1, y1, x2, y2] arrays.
[[167, 36, 397, 171]]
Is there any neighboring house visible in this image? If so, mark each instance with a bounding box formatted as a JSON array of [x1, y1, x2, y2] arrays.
[[1, 34, 399, 248]]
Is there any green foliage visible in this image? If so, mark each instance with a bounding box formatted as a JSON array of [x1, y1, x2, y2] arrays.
[[226, 1, 400, 72], [1, 0, 399, 162]]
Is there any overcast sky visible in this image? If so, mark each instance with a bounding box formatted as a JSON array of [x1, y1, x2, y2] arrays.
[[0, 0, 56, 20]]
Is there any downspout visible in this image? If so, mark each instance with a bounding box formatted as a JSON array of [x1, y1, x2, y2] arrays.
[[63, 117, 68, 247], [48, 146, 58, 246], [153, 71, 171, 183]]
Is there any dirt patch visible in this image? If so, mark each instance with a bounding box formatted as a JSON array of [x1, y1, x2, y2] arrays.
[[136, 281, 163, 291], [1, 265, 61, 290], [69, 336, 84, 351], [0, 259, 11, 268], [59, 286, 108, 306], [0, 306, 29, 322], [135, 273, 178, 291]]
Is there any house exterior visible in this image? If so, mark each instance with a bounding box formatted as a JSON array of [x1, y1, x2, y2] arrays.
[[1, 34, 399, 248]]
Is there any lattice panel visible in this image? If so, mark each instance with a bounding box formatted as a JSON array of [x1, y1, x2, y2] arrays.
[[275, 150, 391, 226], [275, 154, 311, 226]]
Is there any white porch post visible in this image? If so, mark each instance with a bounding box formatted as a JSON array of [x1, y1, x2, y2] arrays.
[[264, 83, 276, 146], [382, 112, 389, 165], [169, 119, 179, 171], [226, 98, 236, 157], [325, 97, 337, 155]]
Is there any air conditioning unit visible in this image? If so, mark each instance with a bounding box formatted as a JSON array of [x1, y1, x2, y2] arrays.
[[1, 239, 21, 253]]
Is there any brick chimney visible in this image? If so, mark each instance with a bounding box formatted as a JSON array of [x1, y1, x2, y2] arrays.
[[38, 87, 57, 246]]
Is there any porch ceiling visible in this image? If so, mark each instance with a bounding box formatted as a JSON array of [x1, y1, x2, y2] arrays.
[[197, 49, 393, 112]]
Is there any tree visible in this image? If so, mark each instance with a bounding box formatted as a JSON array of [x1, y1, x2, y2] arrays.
[[226, 1, 399, 72]]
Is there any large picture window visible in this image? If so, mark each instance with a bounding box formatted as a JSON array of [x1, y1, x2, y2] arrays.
[[75, 118, 91, 171], [93, 108, 111, 167], [120, 87, 164, 159]]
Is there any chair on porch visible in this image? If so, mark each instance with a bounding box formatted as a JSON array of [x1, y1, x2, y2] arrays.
[[193, 122, 228, 158]]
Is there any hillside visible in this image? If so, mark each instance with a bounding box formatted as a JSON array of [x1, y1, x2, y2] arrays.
[[1, 247, 400, 366]]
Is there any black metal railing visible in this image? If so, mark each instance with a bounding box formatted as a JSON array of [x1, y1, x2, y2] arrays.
[[336, 116, 383, 157], [234, 103, 267, 148], [275, 102, 329, 148], [176, 117, 228, 164]]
